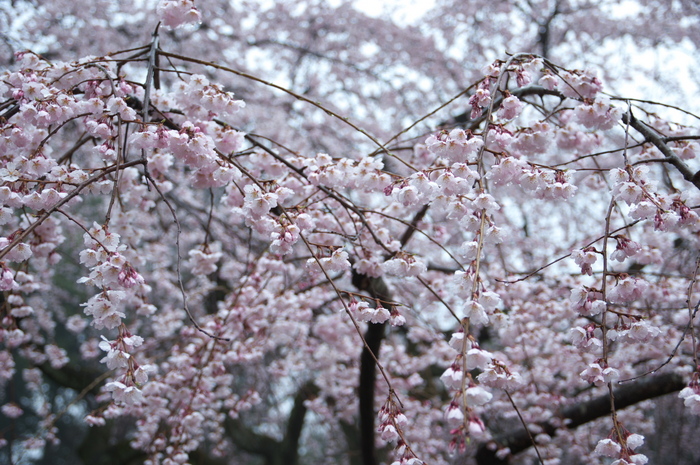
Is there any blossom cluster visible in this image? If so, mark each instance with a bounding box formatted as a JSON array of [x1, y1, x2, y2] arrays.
[[2, 25, 700, 465], [157, 0, 201, 29], [594, 427, 648, 465]]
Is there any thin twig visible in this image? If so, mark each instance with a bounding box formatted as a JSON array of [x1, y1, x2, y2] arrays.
[[158, 50, 417, 171], [142, 171, 230, 342], [505, 389, 546, 465], [0, 160, 145, 261]]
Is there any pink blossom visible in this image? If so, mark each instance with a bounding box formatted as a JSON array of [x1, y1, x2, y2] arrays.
[[445, 403, 464, 427], [571, 326, 603, 352], [580, 362, 619, 386], [382, 254, 426, 277], [594, 438, 621, 457], [133, 365, 154, 385], [628, 201, 657, 220], [609, 277, 648, 303], [674, 142, 698, 160], [497, 95, 523, 120], [243, 184, 278, 219], [354, 303, 390, 324], [440, 365, 463, 390], [539, 71, 558, 90], [611, 235, 641, 262], [0, 266, 15, 290], [100, 349, 130, 370], [488, 157, 527, 186], [463, 300, 489, 325], [468, 417, 487, 437], [1, 402, 23, 419], [118, 262, 145, 288], [571, 247, 598, 276], [514, 122, 552, 155], [465, 386, 492, 405], [468, 88, 491, 119], [157, 0, 201, 29], [478, 365, 513, 389], [85, 414, 106, 426], [574, 97, 622, 130], [45, 345, 69, 369], [188, 246, 222, 275], [105, 381, 144, 405], [613, 182, 644, 204], [560, 70, 603, 99], [628, 454, 649, 465], [380, 424, 400, 442], [627, 433, 645, 450], [679, 387, 700, 415], [316, 248, 351, 273], [4, 242, 32, 262], [466, 348, 493, 370]]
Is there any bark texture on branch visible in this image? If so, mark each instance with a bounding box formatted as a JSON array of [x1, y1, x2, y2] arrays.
[[475, 372, 686, 464], [352, 271, 392, 465], [621, 112, 700, 191]]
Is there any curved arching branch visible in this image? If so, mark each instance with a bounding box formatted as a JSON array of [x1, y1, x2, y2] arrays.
[[621, 111, 700, 191], [475, 372, 686, 465], [447, 85, 700, 193], [446, 85, 564, 130]]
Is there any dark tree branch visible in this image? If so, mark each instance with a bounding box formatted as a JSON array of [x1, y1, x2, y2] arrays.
[[38, 362, 105, 395], [536, 0, 561, 59], [224, 381, 318, 465], [340, 419, 364, 465], [475, 372, 686, 464], [226, 417, 280, 464], [359, 321, 384, 465], [283, 382, 320, 465], [447, 86, 700, 193], [351, 271, 393, 465], [447, 86, 563, 130], [622, 111, 700, 190], [351, 189, 446, 465], [78, 428, 146, 465], [397, 204, 429, 250]]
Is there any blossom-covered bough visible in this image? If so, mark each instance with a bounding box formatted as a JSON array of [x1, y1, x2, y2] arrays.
[[2, 1, 700, 465]]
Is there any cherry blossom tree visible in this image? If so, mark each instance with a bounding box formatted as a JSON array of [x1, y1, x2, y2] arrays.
[[1, 1, 700, 465]]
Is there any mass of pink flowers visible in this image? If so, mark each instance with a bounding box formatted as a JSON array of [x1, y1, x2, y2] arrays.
[[1, 1, 700, 465]]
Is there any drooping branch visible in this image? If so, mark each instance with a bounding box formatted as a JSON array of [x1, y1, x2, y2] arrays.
[[448, 86, 700, 193], [622, 111, 700, 191], [475, 372, 686, 465], [447, 85, 563, 130], [0, 158, 146, 261]]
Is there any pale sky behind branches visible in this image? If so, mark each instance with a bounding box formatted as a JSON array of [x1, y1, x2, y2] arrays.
[[350, 0, 699, 121]]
